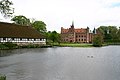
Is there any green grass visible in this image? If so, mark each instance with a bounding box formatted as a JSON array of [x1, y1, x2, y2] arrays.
[[53, 43, 93, 47]]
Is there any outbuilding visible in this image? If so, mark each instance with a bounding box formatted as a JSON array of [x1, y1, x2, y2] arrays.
[[0, 22, 46, 45]]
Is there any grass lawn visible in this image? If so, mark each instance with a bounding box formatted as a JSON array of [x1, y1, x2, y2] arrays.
[[53, 43, 93, 47]]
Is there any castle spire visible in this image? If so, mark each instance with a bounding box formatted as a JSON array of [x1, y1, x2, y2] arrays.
[[93, 27, 96, 34], [71, 21, 74, 28]]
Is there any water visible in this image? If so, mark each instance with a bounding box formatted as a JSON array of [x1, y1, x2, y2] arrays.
[[0, 46, 120, 80]]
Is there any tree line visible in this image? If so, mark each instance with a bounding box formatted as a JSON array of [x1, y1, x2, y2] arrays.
[[93, 26, 120, 47], [98, 26, 120, 42]]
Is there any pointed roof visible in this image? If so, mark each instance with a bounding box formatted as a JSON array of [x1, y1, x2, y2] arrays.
[[71, 21, 74, 28]]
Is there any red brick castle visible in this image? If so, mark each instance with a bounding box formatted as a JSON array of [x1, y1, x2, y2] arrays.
[[61, 22, 94, 43]]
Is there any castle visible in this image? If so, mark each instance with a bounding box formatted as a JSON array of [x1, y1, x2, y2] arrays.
[[61, 22, 94, 43]]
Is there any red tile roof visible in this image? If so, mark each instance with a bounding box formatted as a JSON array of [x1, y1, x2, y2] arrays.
[[74, 28, 87, 33], [61, 29, 69, 33], [61, 27, 87, 33]]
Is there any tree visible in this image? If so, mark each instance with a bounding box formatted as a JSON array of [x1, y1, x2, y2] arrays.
[[32, 21, 47, 33], [0, 0, 14, 18], [49, 31, 60, 43], [92, 34, 103, 47], [108, 26, 118, 42], [98, 26, 118, 42], [117, 27, 120, 41], [11, 15, 31, 26]]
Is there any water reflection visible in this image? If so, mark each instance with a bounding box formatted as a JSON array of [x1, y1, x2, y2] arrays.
[[0, 46, 120, 80], [0, 48, 47, 57]]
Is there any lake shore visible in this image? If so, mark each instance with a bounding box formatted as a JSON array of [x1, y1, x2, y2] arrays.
[[53, 43, 93, 47], [51, 43, 110, 47], [0, 43, 52, 50], [1, 42, 120, 50]]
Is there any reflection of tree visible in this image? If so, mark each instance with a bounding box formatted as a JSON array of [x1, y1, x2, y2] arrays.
[[0, 48, 47, 57], [0, 50, 12, 57]]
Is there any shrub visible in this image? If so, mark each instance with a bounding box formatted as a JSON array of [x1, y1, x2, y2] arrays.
[[0, 75, 6, 80], [93, 34, 103, 47], [3, 42, 17, 49]]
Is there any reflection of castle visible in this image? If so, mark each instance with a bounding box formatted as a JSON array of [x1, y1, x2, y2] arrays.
[[61, 22, 94, 43]]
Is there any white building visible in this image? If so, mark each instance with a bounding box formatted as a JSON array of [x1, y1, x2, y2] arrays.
[[0, 22, 46, 45]]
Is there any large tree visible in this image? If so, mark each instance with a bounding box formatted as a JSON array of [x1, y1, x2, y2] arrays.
[[11, 15, 31, 26], [117, 27, 120, 41], [32, 21, 47, 33], [49, 31, 60, 43], [98, 26, 118, 42], [0, 0, 14, 18], [93, 34, 103, 47]]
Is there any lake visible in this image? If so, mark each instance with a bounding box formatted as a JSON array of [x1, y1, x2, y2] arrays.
[[0, 46, 120, 80]]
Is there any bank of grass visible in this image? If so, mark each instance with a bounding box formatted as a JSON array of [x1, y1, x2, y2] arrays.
[[53, 43, 93, 47], [0, 42, 52, 50]]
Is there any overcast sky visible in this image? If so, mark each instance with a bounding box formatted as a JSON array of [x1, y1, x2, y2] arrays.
[[1, 0, 120, 32]]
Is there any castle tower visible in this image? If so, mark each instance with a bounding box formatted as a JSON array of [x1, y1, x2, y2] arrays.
[[71, 21, 74, 28]]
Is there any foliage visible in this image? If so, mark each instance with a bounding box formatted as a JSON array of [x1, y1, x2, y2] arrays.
[[45, 31, 51, 44], [32, 21, 47, 33], [11, 16, 47, 34], [117, 27, 120, 40], [0, 0, 14, 18], [0, 43, 6, 49], [92, 34, 103, 47], [11, 15, 31, 26], [0, 75, 6, 80], [0, 42, 17, 49], [3, 42, 17, 49], [50, 31, 57, 43], [98, 26, 119, 43], [46, 31, 61, 44]]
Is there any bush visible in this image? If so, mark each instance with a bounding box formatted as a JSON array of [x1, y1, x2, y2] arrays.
[[0, 75, 6, 80], [93, 34, 103, 47], [3, 42, 17, 49]]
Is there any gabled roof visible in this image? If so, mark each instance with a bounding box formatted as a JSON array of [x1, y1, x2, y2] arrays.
[[0, 22, 45, 39]]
